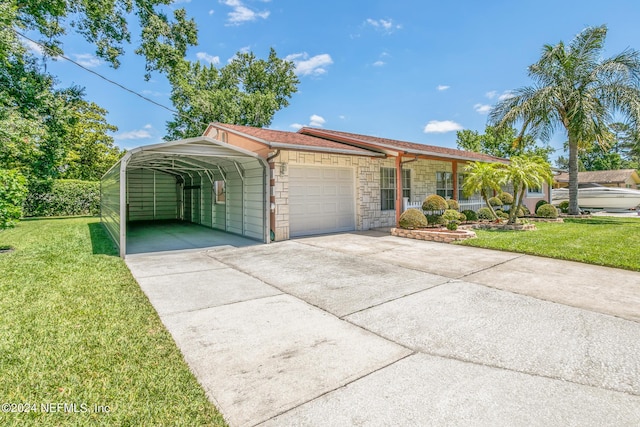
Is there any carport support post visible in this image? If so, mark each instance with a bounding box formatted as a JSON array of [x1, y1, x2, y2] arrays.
[[395, 155, 402, 226], [119, 153, 131, 258]]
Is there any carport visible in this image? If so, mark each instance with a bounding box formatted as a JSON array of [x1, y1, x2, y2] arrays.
[[101, 136, 269, 257]]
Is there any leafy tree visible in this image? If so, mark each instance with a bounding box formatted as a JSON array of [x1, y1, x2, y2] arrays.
[[0, 168, 27, 229], [502, 156, 553, 224], [461, 161, 503, 220], [165, 48, 299, 140], [456, 125, 554, 161], [490, 25, 640, 215]]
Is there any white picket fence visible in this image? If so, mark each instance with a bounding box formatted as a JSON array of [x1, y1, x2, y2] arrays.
[[402, 197, 486, 212]]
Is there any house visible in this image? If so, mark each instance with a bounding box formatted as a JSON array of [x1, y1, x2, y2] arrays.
[[101, 123, 539, 257], [554, 169, 640, 189]]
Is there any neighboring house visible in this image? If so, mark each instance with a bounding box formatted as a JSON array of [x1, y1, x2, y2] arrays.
[[101, 123, 544, 256], [554, 169, 640, 189]]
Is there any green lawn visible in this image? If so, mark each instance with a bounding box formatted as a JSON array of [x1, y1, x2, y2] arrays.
[[457, 216, 640, 271], [0, 217, 227, 426]]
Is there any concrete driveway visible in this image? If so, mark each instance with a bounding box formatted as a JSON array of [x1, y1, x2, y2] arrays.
[[126, 231, 640, 426]]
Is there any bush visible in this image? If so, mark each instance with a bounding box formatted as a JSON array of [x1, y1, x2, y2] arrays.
[[498, 192, 514, 205], [446, 220, 459, 231], [426, 214, 446, 226], [477, 207, 494, 220], [422, 194, 448, 212], [535, 199, 548, 212], [398, 208, 428, 229], [461, 209, 477, 221], [445, 199, 459, 210], [495, 209, 509, 219], [558, 200, 570, 214], [0, 169, 28, 229], [536, 203, 558, 218], [23, 179, 100, 217], [442, 209, 465, 222], [488, 196, 503, 207]]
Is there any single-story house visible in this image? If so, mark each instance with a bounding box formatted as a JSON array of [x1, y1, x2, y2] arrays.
[[554, 169, 640, 190], [101, 123, 550, 257]]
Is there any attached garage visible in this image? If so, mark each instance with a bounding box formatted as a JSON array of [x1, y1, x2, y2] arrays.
[[289, 166, 356, 237], [101, 136, 269, 257]]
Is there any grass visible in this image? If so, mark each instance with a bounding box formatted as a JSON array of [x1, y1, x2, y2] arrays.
[[0, 217, 227, 426], [457, 216, 640, 271]]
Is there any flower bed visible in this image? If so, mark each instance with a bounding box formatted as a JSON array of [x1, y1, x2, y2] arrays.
[[391, 227, 477, 243]]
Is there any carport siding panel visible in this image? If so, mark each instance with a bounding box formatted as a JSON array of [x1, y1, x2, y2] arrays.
[[243, 166, 265, 240], [225, 169, 243, 234], [100, 164, 121, 249], [127, 170, 178, 221]]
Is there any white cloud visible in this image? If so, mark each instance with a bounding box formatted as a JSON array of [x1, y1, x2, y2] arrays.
[[220, 0, 270, 25], [309, 114, 326, 127], [285, 52, 333, 76], [196, 52, 220, 64], [486, 90, 514, 101], [373, 60, 385, 67], [290, 123, 304, 130], [423, 120, 463, 134], [22, 39, 45, 55], [498, 91, 515, 101], [365, 18, 402, 33], [72, 53, 101, 68], [114, 128, 153, 140], [437, 85, 450, 91], [209, 9, 215, 15], [485, 90, 498, 99], [474, 103, 491, 114]]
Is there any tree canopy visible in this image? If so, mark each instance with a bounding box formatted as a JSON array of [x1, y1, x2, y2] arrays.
[[489, 25, 640, 215], [456, 125, 554, 161]]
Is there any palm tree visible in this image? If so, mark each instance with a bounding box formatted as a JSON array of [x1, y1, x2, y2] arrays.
[[502, 155, 553, 224], [490, 25, 640, 215], [461, 161, 503, 220]]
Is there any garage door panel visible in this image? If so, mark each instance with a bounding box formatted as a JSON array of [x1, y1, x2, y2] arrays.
[[289, 166, 355, 237]]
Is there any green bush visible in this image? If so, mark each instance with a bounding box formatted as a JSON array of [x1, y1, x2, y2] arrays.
[[488, 196, 503, 207], [422, 194, 448, 211], [477, 207, 494, 220], [0, 169, 28, 229], [498, 192, 514, 205], [442, 209, 465, 222], [558, 200, 570, 214], [461, 209, 477, 221], [426, 214, 446, 226], [23, 179, 100, 217], [445, 199, 459, 210], [535, 199, 548, 212], [399, 208, 428, 229], [446, 220, 459, 231], [495, 209, 509, 219], [536, 203, 558, 218]]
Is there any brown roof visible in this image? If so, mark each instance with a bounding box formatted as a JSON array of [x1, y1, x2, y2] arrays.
[[212, 123, 380, 156], [298, 127, 509, 163], [555, 169, 639, 184]]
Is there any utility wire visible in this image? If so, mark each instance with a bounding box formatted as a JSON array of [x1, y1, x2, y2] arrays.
[[12, 29, 209, 131]]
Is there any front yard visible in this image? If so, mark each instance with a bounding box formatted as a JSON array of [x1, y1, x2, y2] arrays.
[[457, 216, 640, 271], [0, 217, 226, 426]]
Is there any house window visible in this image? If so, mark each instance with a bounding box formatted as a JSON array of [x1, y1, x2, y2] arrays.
[[527, 185, 544, 196], [436, 171, 453, 199], [214, 181, 226, 204], [380, 168, 411, 210]]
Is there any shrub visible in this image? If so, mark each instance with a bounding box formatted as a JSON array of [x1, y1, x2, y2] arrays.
[[426, 214, 446, 226], [0, 169, 28, 229], [461, 209, 477, 221], [558, 200, 570, 214], [495, 209, 509, 219], [535, 199, 548, 212], [442, 209, 465, 222], [488, 196, 503, 207], [445, 199, 459, 210], [536, 203, 558, 218], [23, 179, 100, 217], [446, 220, 459, 231], [477, 207, 494, 220], [398, 208, 428, 229], [498, 192, 514, 205], [422, 194, 448, 212]]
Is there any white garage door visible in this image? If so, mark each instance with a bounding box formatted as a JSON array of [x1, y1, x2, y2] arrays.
[[289, 166, 356, 237]]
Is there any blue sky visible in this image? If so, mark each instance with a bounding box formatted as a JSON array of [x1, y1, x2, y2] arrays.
[[25, 0, 640, 161]]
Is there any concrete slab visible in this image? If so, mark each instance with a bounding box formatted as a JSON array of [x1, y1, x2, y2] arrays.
[[465, 255, 640, 322], [162, 294, 412, 426], [126, 251, 229, 278], [261, 353, 640, 426], [209, 241, 449, 317], [346, 281, 640, 395]]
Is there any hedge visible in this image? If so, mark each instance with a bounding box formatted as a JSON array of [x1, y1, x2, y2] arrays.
[[23, 179, 100, 217]]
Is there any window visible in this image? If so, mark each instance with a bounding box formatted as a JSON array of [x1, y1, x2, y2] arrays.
[[214, 181, 226, 204], [436, 171, 453, 199], [380, 168, 411, 210], [527, 185, 544, 196]]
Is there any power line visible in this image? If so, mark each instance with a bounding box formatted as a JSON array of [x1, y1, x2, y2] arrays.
[[12, 29, 208, 131]]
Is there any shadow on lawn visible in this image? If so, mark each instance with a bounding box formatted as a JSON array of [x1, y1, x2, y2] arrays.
[[88, 222, 118, 256]]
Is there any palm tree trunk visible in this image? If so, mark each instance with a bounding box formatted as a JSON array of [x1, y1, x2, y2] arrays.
[[568, 135, 580, 215]]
